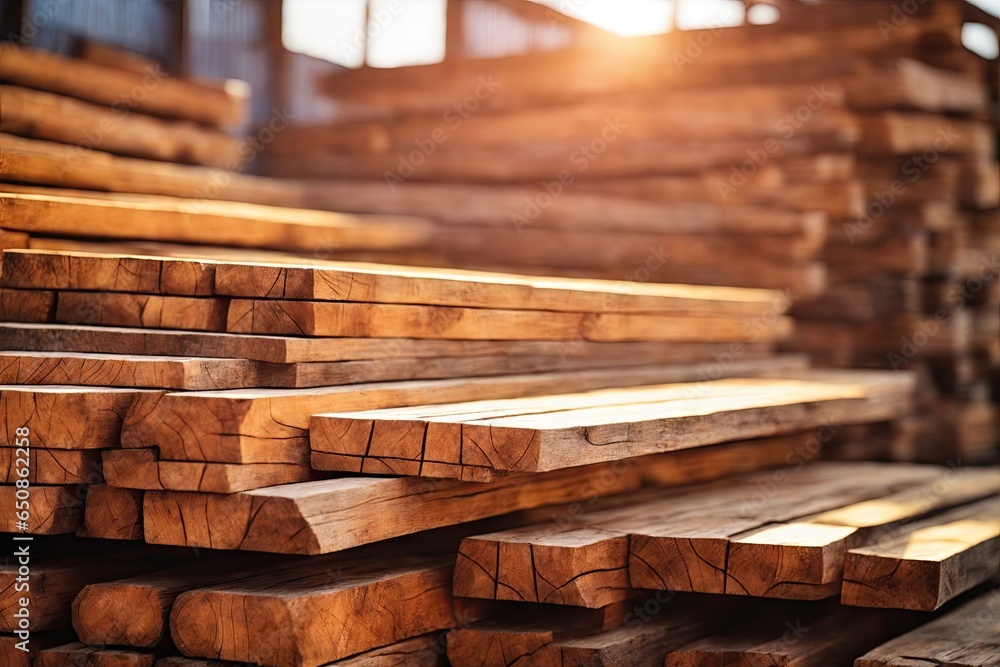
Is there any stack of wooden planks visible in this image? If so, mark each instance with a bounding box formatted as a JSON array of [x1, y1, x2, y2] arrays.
[[281, 0, 999, 465], [1, 4, 998, 666]]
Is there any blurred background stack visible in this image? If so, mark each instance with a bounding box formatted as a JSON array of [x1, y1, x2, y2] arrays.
[[0, 1, 998, 666]]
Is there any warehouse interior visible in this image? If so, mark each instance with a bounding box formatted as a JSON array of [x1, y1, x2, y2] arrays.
[[0, 1, 999, 666]]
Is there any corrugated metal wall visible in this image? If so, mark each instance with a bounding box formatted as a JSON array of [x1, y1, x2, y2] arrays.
[[19, 0, 176, 65]]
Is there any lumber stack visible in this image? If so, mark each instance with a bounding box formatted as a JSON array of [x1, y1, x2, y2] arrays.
[[271, 0, 999, 465], [2, 3, 999, 666]]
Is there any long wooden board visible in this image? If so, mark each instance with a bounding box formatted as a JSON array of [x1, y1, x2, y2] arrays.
[[0, 447, 103, 485], [103, 449, 313, 493], [0, 85, 243, 167], [156, 636, 445, 667], [0, 323, 773, 365], [309, 373, 913, 479], [0, 386, 151, 449], [226, 299, 793, 341], [454, 463, 943, 607], [725, 467, 1000, 598], [0, 189, 430, 253], [120, 357, 808, 464], [841, 497, 1000, 610], [141, 459, 645, 554], [73, 554, 290, 648], [855, 589, 1000, 666], [34, 643, 155, 667], [0, 44, 247, 128], [211, 258, 783, 315]]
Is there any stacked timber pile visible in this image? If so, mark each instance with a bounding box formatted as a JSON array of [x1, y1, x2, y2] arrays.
[[0, 44, 434, 259], [2, 246, 995, 665], [274, 0, 999, 464]]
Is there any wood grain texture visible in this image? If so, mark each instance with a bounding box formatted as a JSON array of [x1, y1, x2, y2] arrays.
[[0, 189, 430, 253], [0, 385, 151, 448], [665, 604, 923, 667], [141, 459, 645, 554], [0, 548, 186, 631], [454, 463, 942, 606], [855, 589, 1000, 667], [0, 323, 771, 366], [725, 467, 1000, 599], [0, 287, 54, 322], [0, 447, 104, 485], [120, 357, 808, 464], [1, 250, 216, 295], [0, 485, 84, 534], [0, 631, 76, 667], [54, 292, 229, 331], [841, 497, 1000, 611], [212, 260, 781, 315], [169, 554, 457, 667], [73, 554, 289, 648], [33, 642, 156, 667], [103, 449, 313, 493], [84, 484, 144, 540], [225, 298, 792, 342], [310, 373, 912, 479], [155, 635, 445, 666]]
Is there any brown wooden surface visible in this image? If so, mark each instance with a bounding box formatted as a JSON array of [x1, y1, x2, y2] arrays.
[[120, 357, 808, 464], [83, 484, 144, 540]]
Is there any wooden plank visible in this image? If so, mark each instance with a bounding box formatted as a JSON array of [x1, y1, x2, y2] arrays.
[[0, 352, 270, 390], [34, 643, 155, 667], [141, 459, 649, 555], [54, 292, 229, 331], [0, 485, 83, 534], [0, 385, 150, 449], [725, 467, 1000, 598], [309, 373, 913, 479], [855, 589, 1000, 667], [0, 85, 243, 168], [169, 554, 458, 667], [665, 604, 922, 667], [84, 484, 144, 540], [445, 600, 694, 667], [0, 447, 103, 485], [155, 635, 445, 666], [226, 299, 793, 342], [0, 287, 54, 322], [1, 250, 216, 295], [0, 43, 247, 128], [0, 631, 76, 667], [121, 357, 808, 464], [455, 463, 941, 606], [103, 449, 313, 493], [212, 259, 783, 315], [0, 188, 430, 252], [0, 548, 188, 631], [841, 497, 1000, 611], [72, 554, 291, 648], [0, 323, 774, 366]]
